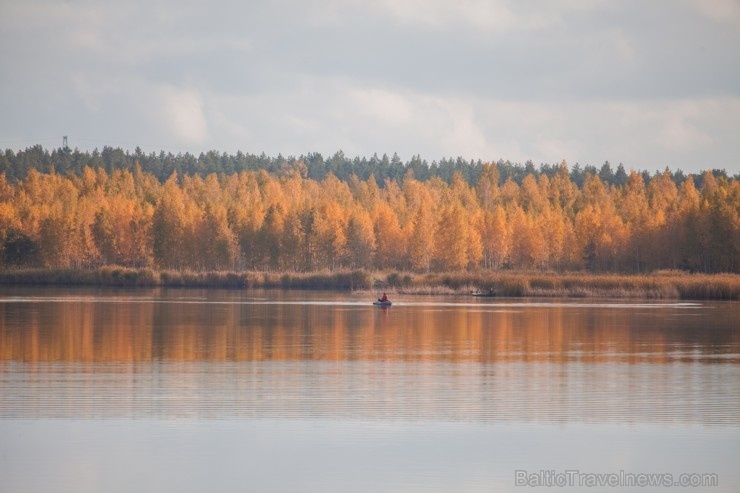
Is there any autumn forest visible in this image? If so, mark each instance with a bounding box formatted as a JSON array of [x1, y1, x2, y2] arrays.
[[0, 147, 738, 275]]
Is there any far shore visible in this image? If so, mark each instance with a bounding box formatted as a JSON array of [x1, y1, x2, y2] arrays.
[[0, 267, 738, 301]]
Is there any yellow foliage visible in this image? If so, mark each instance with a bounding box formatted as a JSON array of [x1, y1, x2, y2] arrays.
[[0, 165, 737, 274]]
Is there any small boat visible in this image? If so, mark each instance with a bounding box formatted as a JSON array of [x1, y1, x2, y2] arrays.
[[471, 290, 496, 297], [373, 300, 392, 307]]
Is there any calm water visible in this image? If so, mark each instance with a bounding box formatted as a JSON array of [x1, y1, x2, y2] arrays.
[[1, 288, 739, 492]]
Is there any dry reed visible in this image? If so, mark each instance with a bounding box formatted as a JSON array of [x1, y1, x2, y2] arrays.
[[0, 268, 737, 300]]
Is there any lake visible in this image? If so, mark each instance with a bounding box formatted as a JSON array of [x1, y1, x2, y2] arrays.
[[1, 287, 738, 492]]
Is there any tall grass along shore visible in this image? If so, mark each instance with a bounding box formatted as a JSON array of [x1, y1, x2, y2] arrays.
[[0, 267, 738, 300]]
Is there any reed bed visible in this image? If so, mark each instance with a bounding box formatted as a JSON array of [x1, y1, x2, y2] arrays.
[[0, 267, 374, 291], [385, 271, 740, 300], [0, 266, 158, 287], [274, 270, 373, 290], [0, 267, 737, 300]]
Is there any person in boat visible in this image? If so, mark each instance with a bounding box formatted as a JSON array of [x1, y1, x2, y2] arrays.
[[378, 292, 388, 302]]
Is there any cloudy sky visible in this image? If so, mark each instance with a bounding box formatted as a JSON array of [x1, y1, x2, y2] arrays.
[[1, 0, 739, 173]]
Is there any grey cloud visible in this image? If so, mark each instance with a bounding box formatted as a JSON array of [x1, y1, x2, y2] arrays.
[[1, 0, 738, 173]]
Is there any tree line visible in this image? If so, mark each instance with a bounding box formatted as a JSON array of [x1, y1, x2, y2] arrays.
[[0, 158, 737, 274], [2, 145, 734, 190]]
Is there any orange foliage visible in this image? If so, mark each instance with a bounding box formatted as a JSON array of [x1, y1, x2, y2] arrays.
[[0, 164, 738, 273]]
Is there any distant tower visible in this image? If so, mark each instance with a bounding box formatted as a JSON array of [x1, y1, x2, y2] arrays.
[[63, 136, 68, 148]]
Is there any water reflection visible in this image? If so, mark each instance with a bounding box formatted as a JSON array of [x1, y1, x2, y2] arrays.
[[1, 290, 737, 364], [0, 288, 739, 425]]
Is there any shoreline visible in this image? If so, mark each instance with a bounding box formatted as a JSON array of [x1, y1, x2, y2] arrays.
[[0, 267, 738, 300]]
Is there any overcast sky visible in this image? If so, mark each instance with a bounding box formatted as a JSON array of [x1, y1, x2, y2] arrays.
[[1, 0, 739, 173]]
